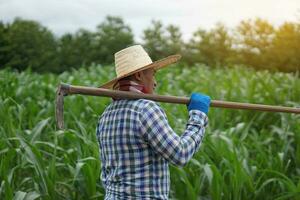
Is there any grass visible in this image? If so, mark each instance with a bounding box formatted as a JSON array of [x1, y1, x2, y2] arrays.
[[0, 64, 299, 199]]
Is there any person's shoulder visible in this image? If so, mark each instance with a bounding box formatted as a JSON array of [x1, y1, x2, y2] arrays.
[[104, 99, 162, 113], [135, 99, 160, 109], [135, 99, 167, 118]]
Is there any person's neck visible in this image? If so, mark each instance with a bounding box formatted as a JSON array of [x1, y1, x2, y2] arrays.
[[112, 79, 149, 101]]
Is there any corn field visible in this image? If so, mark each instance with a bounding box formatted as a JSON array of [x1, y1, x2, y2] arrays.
[[0, 65, 300, 199]]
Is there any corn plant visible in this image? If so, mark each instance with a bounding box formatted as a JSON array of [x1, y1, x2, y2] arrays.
[[0, 65, 299, 200]]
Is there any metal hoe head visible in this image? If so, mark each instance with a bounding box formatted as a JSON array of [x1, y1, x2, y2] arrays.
[[55, 83, 69, 129]]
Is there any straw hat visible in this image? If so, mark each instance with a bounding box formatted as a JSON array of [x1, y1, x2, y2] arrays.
[[100, 45, 181, 89]]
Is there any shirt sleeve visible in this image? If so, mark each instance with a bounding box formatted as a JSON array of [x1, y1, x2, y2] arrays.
[[139, 100, 208, 167]]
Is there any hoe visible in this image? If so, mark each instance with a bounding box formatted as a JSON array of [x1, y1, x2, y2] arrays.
[[55, 83, 300, 129]]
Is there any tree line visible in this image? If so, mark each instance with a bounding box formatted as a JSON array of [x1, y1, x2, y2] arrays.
[[0, 16, 299, 73]]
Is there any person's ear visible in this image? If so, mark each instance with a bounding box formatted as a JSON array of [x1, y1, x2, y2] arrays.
[[134, 71, 143, 81]]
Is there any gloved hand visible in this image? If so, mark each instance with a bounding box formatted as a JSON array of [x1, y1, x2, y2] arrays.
[[187, 93, 211, 114]]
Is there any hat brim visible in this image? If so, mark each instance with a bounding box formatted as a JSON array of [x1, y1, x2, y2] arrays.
[[99, 54, 181, 89]]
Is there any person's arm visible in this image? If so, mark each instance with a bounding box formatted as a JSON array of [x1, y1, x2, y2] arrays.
[[139, 96, 209, 167]]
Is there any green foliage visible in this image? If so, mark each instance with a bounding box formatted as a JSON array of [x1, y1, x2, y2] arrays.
[[270, 22, 300, 72], [0, 17, 300, 73], [57, 29, 95, 72], [0, 65, 299, 199], [143, 20, 185, 61], [92, 16, 134, 64], [0, 16, 134, 73], [186, 23, 233, 67], [142, 20, 167, 60], [233, 18, 300, 72], [143, 20, 185, 60], [234, 18, 276, 69], [0, 21, 10, 68], [1, 18, 57, 72]]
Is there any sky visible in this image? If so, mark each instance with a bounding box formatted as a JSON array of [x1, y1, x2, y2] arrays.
[[0, 0, 299, 41]]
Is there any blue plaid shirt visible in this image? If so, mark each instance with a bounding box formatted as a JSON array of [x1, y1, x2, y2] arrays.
[[96, 99, 208, 199]]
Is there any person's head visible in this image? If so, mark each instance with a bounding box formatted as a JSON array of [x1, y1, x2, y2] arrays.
[[122, 68, 157, 94], [134, 68, 157, 94], [100, 45, 181, 90]]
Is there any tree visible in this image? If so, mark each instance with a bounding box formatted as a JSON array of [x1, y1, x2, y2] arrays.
[[93, 16, 134, 64], [165, 25, 184, 55], [4, 18, 58, 72], [143, 20, 167, 60], [143, 20, 184, 60], [269, 22, 300, 72], [187, 23, 233, 67], [57, 29, 95, 72], [234, 18, 275, 69], [0, 21, 10, 69]]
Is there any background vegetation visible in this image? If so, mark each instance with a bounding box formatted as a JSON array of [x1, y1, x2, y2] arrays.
[[0, 16, 300, 73], [1, 14, 300, 200], [0, 65, 299, 199]]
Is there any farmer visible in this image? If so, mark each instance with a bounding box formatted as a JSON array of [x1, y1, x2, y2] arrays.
[[96, 45, 210, 199]]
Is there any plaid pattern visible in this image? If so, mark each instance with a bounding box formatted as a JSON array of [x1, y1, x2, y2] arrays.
[[96, 99, 208, 199]]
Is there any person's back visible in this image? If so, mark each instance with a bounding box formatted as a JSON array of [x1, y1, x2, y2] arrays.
[[97, 98, 208, 199], [97, 99, 170, 199]]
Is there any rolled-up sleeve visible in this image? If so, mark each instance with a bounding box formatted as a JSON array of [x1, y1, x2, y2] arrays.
[[139, 100, 208, 167]]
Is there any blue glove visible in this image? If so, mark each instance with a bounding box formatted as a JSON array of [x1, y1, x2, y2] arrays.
[[187, 93, 211, 114]]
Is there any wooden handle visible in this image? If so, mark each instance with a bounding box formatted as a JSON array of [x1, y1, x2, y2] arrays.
[[60, 83, 300, 114]]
